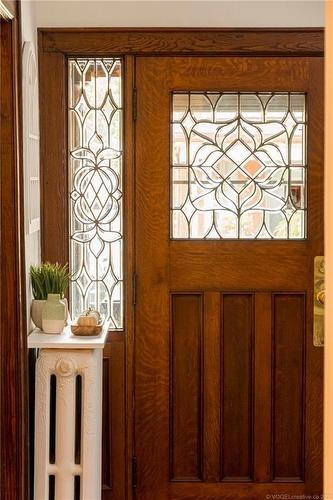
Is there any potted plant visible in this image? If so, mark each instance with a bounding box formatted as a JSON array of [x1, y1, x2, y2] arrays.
[[30, 262, 71, 329]]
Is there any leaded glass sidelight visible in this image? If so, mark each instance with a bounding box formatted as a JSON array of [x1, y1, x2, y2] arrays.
[[68, 58, 123, 329], [171, 92, 307, 239]]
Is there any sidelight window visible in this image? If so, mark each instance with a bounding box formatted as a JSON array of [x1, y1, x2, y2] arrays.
[[171, 92, 307, 240], [68, 58, 123, 329]]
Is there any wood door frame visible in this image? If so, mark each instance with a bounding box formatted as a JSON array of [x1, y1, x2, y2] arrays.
[[38, 27, 324, 500], [0, 1, 28, 499], [325, 5, 333, 499]]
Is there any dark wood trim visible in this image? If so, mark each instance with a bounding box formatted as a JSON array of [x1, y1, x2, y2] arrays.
[[123, 54, 135, 500], [102, 336, 126, 499], [0, 1, 28, 499], [39, 41, 136, 500], [38, 28, 324, 57], [39, 49, 68, 264]]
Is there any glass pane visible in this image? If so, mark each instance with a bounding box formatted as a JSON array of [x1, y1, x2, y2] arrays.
[[171, 92, 307, 240], [68, 58, 123, 329]]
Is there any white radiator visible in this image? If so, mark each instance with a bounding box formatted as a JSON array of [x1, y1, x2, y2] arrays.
[[29, 325, 108, 500]]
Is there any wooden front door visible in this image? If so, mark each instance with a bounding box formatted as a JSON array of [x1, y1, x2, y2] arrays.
[[135, 56, 323, 499]]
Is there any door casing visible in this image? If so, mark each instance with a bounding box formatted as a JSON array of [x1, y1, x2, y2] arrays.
[[0, 1, 28, 499], [38, 28, 324, 500]]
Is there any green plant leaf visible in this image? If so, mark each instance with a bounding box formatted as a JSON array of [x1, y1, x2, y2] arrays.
[[29, 262, 71, 300]]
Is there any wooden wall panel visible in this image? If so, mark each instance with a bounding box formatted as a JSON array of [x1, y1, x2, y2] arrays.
[[39, 51, 68, 265], [221, 294, 253, 481], [170, 294, 203, 481], [102, 337, 126, 500], [203, 292, 221, 482], [272, 294, 305, 481], [254, 293, 272, 482]]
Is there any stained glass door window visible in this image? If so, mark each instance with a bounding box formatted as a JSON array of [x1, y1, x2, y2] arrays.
[[171, 92, 307, 239], [68, 58, 123, 328]]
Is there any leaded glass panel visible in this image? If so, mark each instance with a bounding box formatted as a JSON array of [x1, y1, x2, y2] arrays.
[[68, 58, 123, 328], [171, 92, 307, 239]]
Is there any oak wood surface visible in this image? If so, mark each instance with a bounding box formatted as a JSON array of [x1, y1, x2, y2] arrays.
[[38, 29, 324, 500], [135, 54, 324, 499], [203, 292, 220, 483], [0, 3, 28, 499], [102, 337, 126, 500], [253, 293, 272, 482], [221, 294, 253, 481], [169, 481, 310, 499], [170, 294, 202, 481], [39, 50, 68, 265], [272, 294, 305, 481], [39, 28, 324, 57], [39, 42, 136, 499]]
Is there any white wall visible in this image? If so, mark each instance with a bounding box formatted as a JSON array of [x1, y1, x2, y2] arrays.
[[21, 0, 40, 331], [32, 0, 324, 28], [21, 0, 37, 46]]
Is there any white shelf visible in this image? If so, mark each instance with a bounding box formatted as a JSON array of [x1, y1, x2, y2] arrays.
[[28, 321, 109, 349]]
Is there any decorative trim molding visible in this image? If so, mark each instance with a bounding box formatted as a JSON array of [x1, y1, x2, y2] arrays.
[[22, 41, 40, 235], [0, 1, 14, 20], [0, 2, 28, 499], [38, 28, 324, 57]]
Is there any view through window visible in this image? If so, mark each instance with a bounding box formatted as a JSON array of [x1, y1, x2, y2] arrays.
[[68, 58, 123, 329], [171, 92, 307, 239]]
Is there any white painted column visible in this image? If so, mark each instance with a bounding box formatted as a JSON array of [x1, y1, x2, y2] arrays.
[[29, 325, 108, 500]]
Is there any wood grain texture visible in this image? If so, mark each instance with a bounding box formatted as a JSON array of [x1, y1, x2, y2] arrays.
[[203, 292, 220, 482], [123, 55, 136, 500], [102, 337, 126, 500], [221, 294, 253, 481], [170, 294, 203, 481], [169, 481, 308, 499], [171, 241, 311, 291], [135, 52, 323, 498], [39, 29, 324, 57], [38, 30, 324, 499], [254, 293, 272, 482], [39, 46, 136, 500], [0, 6, 28, 500], [272, 294, 305, 481], [304, 58, 324, 496], [39, 49, 68, 265], [135, 56, 170, 500]]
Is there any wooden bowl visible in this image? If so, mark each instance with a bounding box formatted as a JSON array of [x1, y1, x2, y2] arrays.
[[71, 318, 104, 336]]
